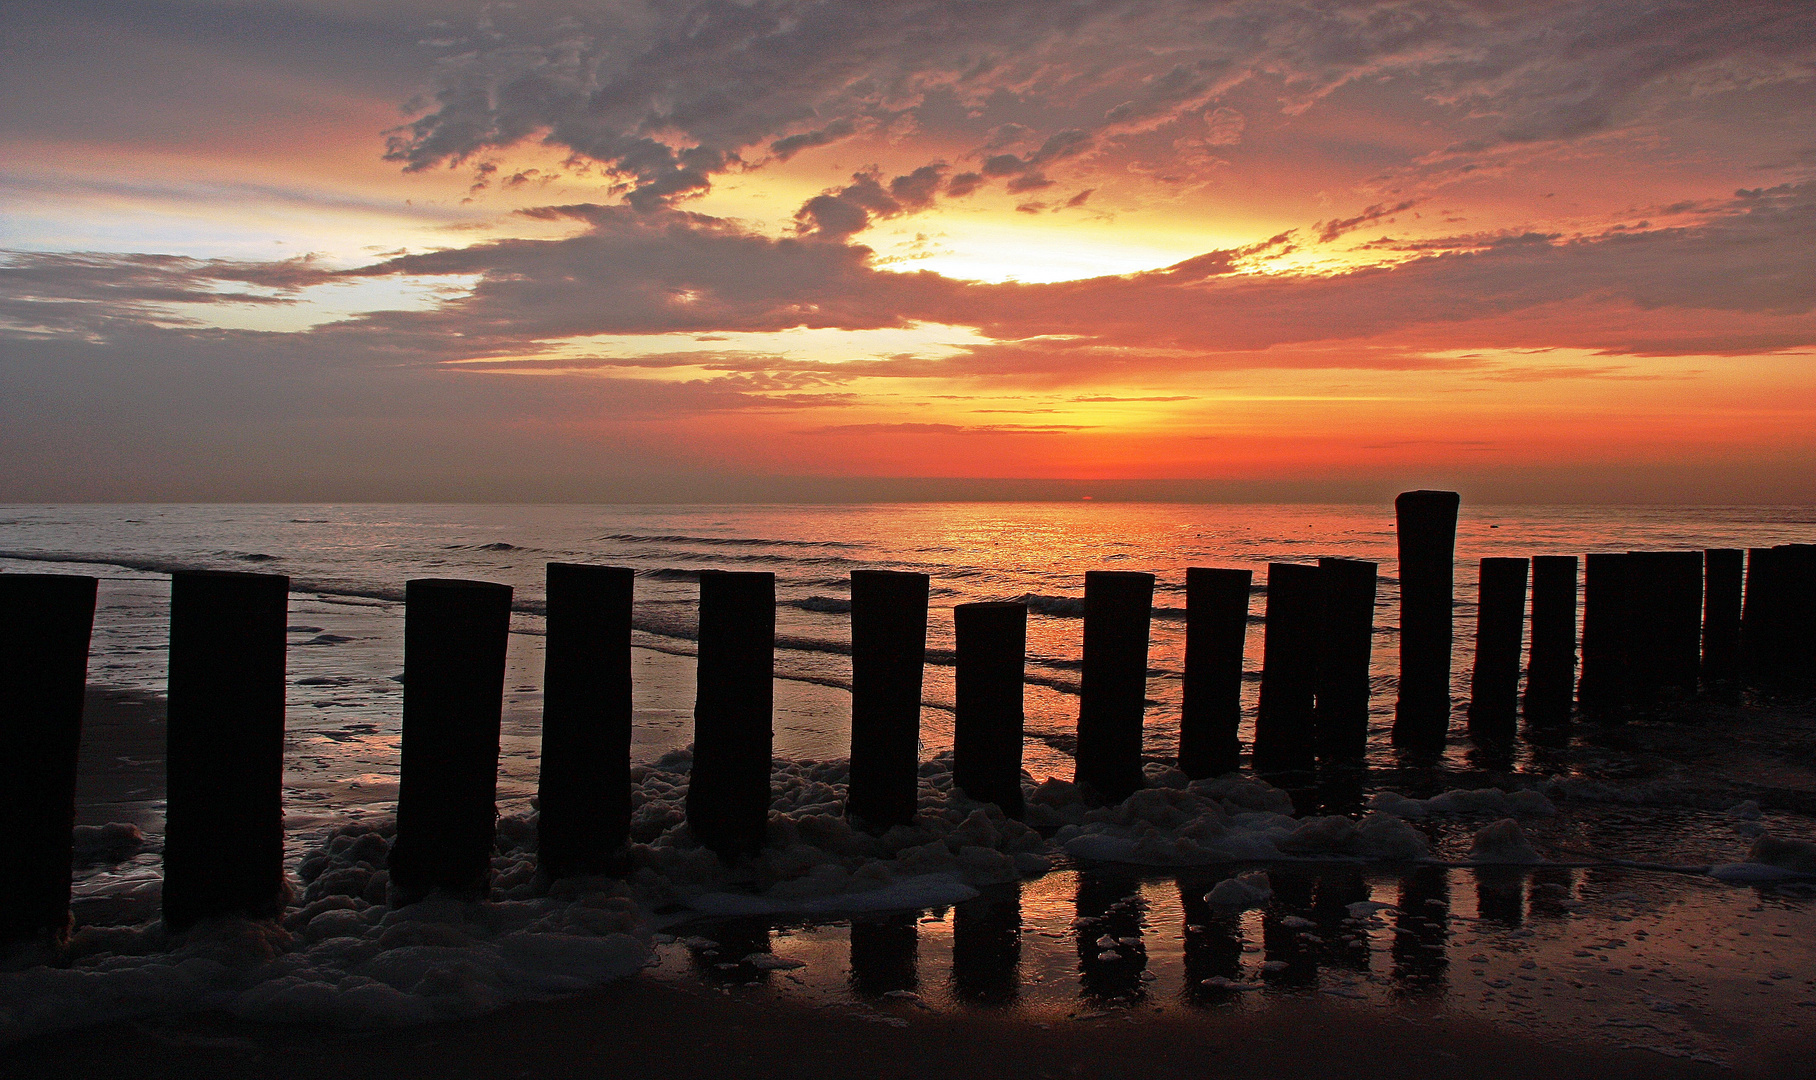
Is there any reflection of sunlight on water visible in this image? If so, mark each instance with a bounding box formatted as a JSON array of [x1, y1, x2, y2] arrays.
[[14, 502, 1810, 793], [650, 864, 1816, 1064]]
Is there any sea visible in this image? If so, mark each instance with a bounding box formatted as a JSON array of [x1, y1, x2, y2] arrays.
[[2, 501, 1811, 830]]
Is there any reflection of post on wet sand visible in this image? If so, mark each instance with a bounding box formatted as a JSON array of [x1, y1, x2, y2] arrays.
[[1527, 866, 1579, 920], [1474, 866, 1526, 927], [1261, 869, 1317, 988], [1259, 867, 1371, 988], [686, 918, 773, 985], [1179, 876, 1243, 1004], [1313, 867, 1372, 973], [951, 888, 1021, 1005], [1392, 866, 1449, 994], [848, 911, 918, 997], [1073, 871, 1147, 1004]]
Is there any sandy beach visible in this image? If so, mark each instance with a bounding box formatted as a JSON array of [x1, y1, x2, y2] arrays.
[[10, 684, 1814, 1078], [11, 966, 1815, 1080]]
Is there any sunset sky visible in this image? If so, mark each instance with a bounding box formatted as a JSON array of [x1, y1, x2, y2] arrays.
[[2, 0, 1812, 502]]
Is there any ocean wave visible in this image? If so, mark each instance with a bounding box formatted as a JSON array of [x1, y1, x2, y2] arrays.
[[613, 549, 866, 568], [1015, 593, 1084, 617], [0, 549, 1189, 696], [595, 533, 865, 550], [788, 596, 852, 614]]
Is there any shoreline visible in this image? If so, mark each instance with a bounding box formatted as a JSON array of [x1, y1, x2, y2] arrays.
[[5, 970, 1801, 1080], [34, 685, 1816, 1074]]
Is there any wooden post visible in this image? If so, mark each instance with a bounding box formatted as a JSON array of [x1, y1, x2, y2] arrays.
[[1741, 547, 1774, 679], [1314, 558, 1377, 767], [389, 578, 513, 902], [1785, 545, 1816, 684], [1179, 567, 1251, 779], [1624, 551, 1703, 700], [1074, 570, 1153, 804], [685, 570, 775, 859], [536, 563, 634, 881], [1621, 552, 1670, 704], [1391, 490, 1460, 750], [1701, 549, 1744, 688], [1254, 562, 1320, 776], [1660, 551, 1704, 692], [0, 574, 97, 944], [954, 601, 1026, 819], [163, 570, 289, 930], [1523, 555, 1577, 726], [1467, 557, 1528, 745], [847, 570, 930, 831], [1578, 553, 1630, 713]]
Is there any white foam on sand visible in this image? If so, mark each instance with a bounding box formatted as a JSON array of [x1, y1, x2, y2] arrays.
[[1466, 819, 1547, 864], [623, 751, 1050, 918], [3, 819, 648, 1045], [1204, 870, 1272, 909], [1047, 766, 1431, 866], [14, 750, 1804, 1044], [4, 751, 1051, 1046], [1708, 835, 1816, 882], [1366, 787, 1557, 819]]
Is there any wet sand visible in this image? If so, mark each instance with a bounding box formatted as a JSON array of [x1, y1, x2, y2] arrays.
[[7, 969, 1805, 1080], [72, 689, 167, 832], [29, 687, 1816, 1077]]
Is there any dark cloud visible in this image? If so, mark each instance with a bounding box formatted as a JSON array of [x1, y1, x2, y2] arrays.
[[1317, 200, 1421, 243], [0, 251, 334, 335], [799, 422, 1095, 435], [945, 172, 985, 198], [769, 117, 862, 160], [7, 0, 1808, 224], [15, 182, 1811, 377], [1005, 172, 1054, 193], [793, 165, 953, 238]]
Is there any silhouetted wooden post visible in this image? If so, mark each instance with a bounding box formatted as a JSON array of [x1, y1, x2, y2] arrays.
[[686, 570, 775, 858], [1701, 549, 1743, 688], [1743, 546, 1786, 682], [954, 601, 1026, 819], [1624, 551, 1702, 701], [1578, 553, 1630, 712], [1621, 552, 1670, 704], [1660, 551, 1704, 692], [1391, 490, 1460, 751], [1179, 568, 1250, 779], [163, 570, 289, 930], [1785, 545, 1816, 685], [0, 574, 96, 945], [389, 578, 512, 902], [1254, 563, 1321, 775], [847, 570, 930, 831], [536, 563, 634, 880], [1523, 555, 1577, 726], [1074, 570, 1154, 803], [1314, 558, 1377, 767], [1467, 557, 1528, 745]]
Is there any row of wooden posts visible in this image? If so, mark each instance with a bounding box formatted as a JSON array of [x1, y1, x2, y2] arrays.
[[2, 492, 1812, 944]]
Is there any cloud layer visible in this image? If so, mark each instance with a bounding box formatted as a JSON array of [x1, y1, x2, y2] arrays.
[[1, 0, 1813, 500]]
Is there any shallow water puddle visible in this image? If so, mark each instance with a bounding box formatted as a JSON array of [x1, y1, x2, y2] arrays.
[[648, 865, 1816, 1066]]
